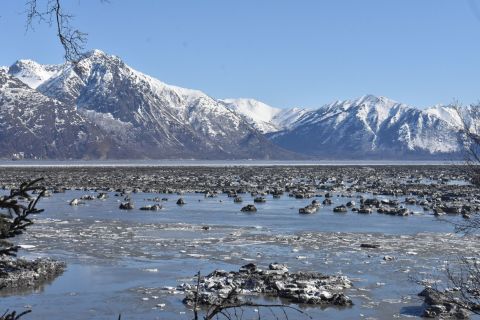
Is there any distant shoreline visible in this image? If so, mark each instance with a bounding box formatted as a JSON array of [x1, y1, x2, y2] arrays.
[[0, 159, 464, 167]]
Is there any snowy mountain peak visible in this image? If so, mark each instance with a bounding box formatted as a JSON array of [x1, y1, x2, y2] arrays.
[[222, 98, 281, 123], [221, 98, 311, 133], [269, 94, 468, 159], [85, 49, 108, 57], [3, 48, 476, 160], [334, 94, 403, 110], [23, 49, 294, 159], [8, 59, 62, 89], [356, 94, 394, 105], [77, 49, 121, 64]]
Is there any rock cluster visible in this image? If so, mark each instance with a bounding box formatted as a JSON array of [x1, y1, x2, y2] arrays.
[[418, 288, 469, 319], [179, 263, 353, 308], [0, 166, 477, 220], [299, 200, 321, 214], [0, 257, 65, 289]]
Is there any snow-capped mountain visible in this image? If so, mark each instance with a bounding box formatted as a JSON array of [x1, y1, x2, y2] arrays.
[[272, 107, 311, 130], [222, 98, 282, 133], [8, 59, 62, 89], [268, 95, 469, 159], [3, 49, 479, 160], [4, 50, 295, 159], [0, 69, 126, 159], [222, 98, 310, 133]]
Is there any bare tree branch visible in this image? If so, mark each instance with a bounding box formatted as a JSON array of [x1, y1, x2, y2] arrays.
[[0, 309, 32, 320], [25, 0, 87, 62]]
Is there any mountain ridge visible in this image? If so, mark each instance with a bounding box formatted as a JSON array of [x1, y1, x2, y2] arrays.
[[1, 49, 476, 160], [1, 50, 299, 160]]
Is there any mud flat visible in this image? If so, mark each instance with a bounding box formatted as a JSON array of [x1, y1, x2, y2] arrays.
[[0, 165, 478, 319]]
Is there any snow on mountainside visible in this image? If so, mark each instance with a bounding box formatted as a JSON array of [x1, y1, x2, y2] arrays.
[[222, 98, 310, 133], [0, 69, 126, 159], [425, 105, 462, 127], [27, 50, 295, 159], [222, 98, 282, 133], [8, 59, 62, 89], [272, 107, 310, 130], [4, 49, 479, 160], [269, 95, 468, 159]]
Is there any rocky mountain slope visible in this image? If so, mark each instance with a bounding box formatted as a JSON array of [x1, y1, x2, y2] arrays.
[[222, 98, 309, 133], [2, 49, 477, 160], [268, 95, 469, 159], [0, 69, 126, 159], [2, 50, 296, 160]]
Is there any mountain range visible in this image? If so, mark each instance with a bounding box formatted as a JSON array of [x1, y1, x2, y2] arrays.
[[0, 49, 476, 160]]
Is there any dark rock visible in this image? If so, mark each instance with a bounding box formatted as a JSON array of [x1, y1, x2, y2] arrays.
[[299, 205, 317, 214], [346, 200, 355, 207], [119, 202, 134, 210], [241, 204, 257, 212], [418, 288, 470, 319], [333, 205, 348, 213], [360, 243, 380, 249], [139, 204, 162, 211], [322, 198, 332, 205], [97, 192, 108, 200], [254, 196, 266, 203], [358, 206, 373, 214]]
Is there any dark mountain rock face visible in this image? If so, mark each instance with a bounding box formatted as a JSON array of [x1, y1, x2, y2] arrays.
[[2, 50, 296, 160], [2, 50, 475, 160], [267, 95, 466, 160], [0, 69, 131, 159]]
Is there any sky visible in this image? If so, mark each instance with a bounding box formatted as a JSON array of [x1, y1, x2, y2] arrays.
[[1, 0, 480, 109]]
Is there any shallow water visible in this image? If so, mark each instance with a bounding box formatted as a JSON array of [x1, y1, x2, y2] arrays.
[[1, 190, 478, 319]]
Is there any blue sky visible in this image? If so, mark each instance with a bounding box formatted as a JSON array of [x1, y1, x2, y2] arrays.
[[1, 0, 479, 108]]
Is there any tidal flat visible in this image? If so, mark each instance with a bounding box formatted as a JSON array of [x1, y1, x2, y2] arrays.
[[0, 165, 479, 319]]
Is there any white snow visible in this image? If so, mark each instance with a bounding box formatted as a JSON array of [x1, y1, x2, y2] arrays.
[[8, 59, 63, 89], [221, 98, 310, 133], [4, 49, 474, 158], [272, 94, 465, 155], [272, 107, 311, 130], [222, 98, 281, 123], [425, 105, 463, 128]]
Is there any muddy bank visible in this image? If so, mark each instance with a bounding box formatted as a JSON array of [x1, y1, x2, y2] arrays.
[[0, 256, 65, 290]]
